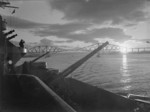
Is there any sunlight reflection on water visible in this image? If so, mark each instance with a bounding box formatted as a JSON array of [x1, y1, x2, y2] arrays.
[[120, 54, 131, 91]]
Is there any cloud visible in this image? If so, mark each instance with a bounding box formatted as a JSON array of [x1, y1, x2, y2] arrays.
[[49, 0, 148, 24], [3, 16, 47, 29], [39, 38, 53, 46], [33, 26, 131, 42], [54, 40, 92, 48], [31, 22, 92, 37], [4, 16, 131, 43], [69, 27, 131, 42], [124, 39, 150, 48]]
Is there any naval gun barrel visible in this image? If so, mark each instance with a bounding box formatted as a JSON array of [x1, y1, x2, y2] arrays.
[[4, 30, 15, 36], [7, 34, 17, 40], [30, 51, 50, 64], [59, 41, 109, 78]]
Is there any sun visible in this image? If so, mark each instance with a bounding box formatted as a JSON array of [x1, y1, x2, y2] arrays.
[[119, 43, 128, 54], [120, 47, 127, 54]]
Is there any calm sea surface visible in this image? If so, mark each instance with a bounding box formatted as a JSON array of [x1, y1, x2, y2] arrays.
[[17, 53, 150, 96]]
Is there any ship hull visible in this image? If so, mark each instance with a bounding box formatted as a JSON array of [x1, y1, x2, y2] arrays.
[[49, 78, 137, 112], [2, 74, 139, 112]]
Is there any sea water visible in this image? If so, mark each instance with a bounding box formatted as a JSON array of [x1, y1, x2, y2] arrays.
[[17, 53, 150, 96]]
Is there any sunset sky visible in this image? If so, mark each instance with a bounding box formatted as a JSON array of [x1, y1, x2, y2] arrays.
[[1, 0, 150, 48]]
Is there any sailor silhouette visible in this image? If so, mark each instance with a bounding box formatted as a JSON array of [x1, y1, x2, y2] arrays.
[[19, 39, 25, 48]]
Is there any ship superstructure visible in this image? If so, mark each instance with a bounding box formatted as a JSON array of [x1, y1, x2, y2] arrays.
[[1, 1, 150, 112]]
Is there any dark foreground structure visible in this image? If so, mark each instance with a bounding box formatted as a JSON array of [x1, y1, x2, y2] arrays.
[[1, 1, 150, 112]]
